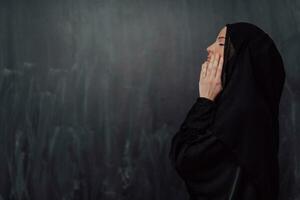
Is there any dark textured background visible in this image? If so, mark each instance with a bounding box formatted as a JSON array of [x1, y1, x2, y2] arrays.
[[0, 0, 299, 199]]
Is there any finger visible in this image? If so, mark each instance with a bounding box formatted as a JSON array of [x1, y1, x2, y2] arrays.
[[207, 54, 215, 77], [211, 53, 220, 77], [215, 56, 224, 80], [200, 61, 208, 78]]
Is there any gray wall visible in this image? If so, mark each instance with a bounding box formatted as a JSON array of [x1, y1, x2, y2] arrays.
[[0, 0, 299, 199]]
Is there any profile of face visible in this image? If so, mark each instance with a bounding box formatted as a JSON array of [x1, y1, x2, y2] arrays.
[[206, 26, 227, 62]]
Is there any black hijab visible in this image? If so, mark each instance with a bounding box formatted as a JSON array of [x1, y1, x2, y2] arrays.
[[212, 22, 286, 199]]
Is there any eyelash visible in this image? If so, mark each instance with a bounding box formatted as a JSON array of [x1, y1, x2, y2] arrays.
[[219, 44, 224, 46]]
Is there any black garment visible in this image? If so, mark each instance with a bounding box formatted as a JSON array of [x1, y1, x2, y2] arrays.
[[169, 22, 286, 200], [169, 97, 259, 200]]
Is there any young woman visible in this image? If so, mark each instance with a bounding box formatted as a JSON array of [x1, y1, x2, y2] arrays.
[[169, 22, 286, 200]]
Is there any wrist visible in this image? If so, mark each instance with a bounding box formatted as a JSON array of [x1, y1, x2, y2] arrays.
[[199, 95, 214, 102]]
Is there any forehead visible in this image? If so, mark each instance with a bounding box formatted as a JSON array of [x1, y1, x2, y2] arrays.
[[217, 26, 227, 38]]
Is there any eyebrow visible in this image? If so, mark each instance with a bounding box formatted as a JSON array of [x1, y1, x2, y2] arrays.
[[217, 36, 225, 40]]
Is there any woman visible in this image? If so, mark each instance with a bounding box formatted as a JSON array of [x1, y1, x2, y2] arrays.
[[169, 22, 286, 200]]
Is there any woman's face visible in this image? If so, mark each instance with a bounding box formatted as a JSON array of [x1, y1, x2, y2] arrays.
[[206, 26, 227, 62]]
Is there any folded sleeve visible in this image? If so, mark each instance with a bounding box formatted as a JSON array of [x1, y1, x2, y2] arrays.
[[169, 97, 228, 179]]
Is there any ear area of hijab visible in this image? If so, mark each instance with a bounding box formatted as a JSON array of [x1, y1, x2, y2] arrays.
[[248, 33, 286, 116]]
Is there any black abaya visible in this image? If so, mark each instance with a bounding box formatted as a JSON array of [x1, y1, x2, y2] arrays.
[[169, 22, 286, 200]]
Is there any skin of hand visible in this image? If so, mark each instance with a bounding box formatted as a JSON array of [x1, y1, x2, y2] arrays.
[[199, 53, 223, 101], [198, 26, 226, 101]]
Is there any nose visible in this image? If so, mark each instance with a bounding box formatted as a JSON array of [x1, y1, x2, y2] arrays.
[[206, 43, 214, 54]]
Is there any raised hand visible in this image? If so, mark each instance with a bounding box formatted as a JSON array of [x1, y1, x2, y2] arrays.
[[199, 52, 224, 101]]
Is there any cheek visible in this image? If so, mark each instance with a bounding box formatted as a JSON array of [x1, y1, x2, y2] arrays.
[[216, 46, 224, 57]]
